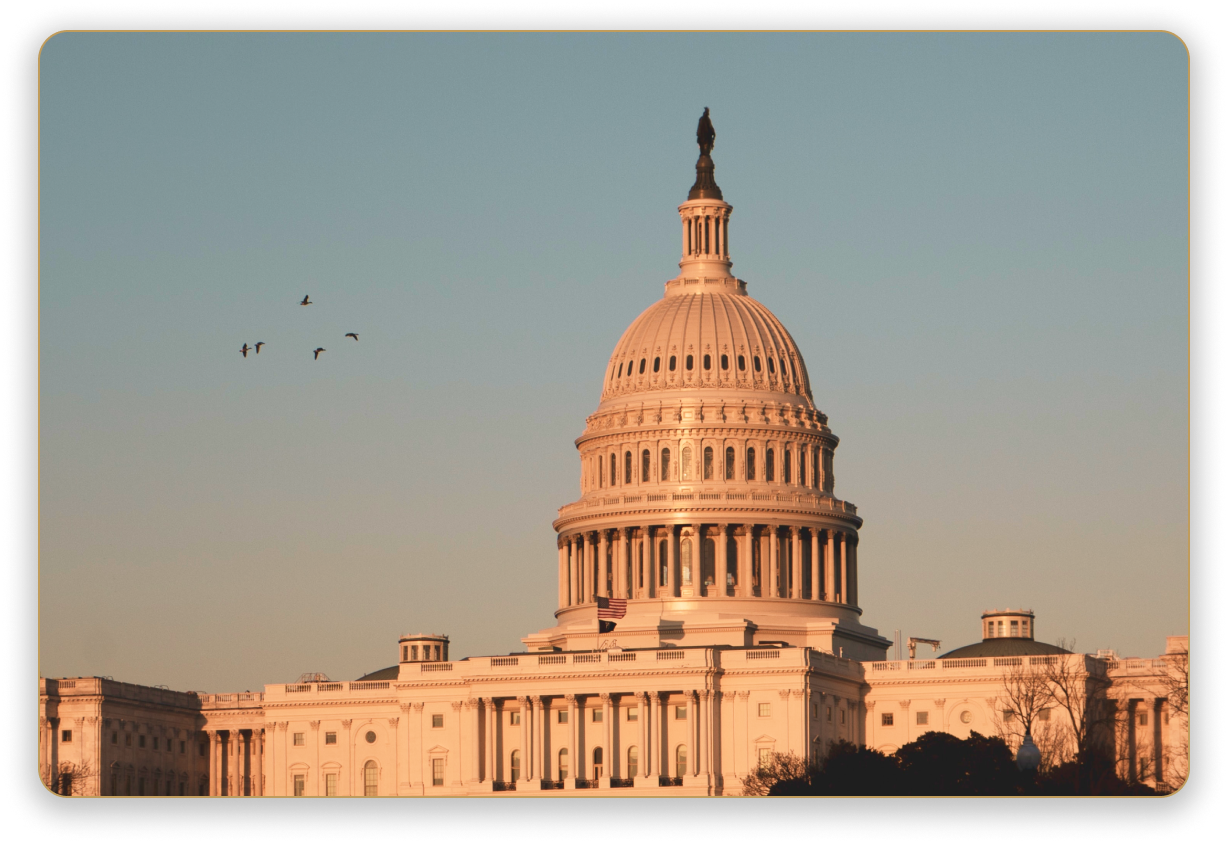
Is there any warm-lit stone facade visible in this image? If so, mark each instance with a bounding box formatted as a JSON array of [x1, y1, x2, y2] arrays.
[[39, 118, 1188, 796]]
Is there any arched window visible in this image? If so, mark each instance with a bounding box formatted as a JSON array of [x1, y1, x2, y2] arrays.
[[653, 356, 661, 373], [676, 745, 688, 778], [627, 746, 639, 779], [703, 446, 713, 480], [599, 456, 604, 488], [703, 353, 711, 370], [681, 447, 692, 481], [686, 354, 694, 371], [768, 357, 776, 374], [766, 449, 775, 482], [659, 539, 668, 586], [510, 750, 521, 782], [784, 449, 792, 483], [753, 355, 762, 372], [680, 538, 693, 586], [639, 358, 646, 374], [616, 362, 622, 378], [592, 747, 604, 778], [738, 354, 746, 371], [642, 449, 650, 483], [669, 355, 677, 371], [780, 359, 788, 379], [799, 446, 807, 486], [725, 446, 735, 480], [813, 449, 820, 488], [557, 748, 569, 780], [721, 353, 729, 370], [660, 448, 671, 481], [610, 453, 617, 485], [747, 447, 757, 480], [625, 451, 632, 484], [363, 761, 378, 796]]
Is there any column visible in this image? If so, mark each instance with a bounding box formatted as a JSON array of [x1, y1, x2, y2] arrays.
[[666, 526, 678, 597], [450, 702, 464, 786], [412, 703, 425, 793], [838, 532, 848, 603], [600, 530, 612, 598], [400, 704, 413, 792], [342, 719, 353, 796], [586, 532, 597, 601], [638, 693, 649, 783], [565, 694, 578, 788], [516, 696, 529, 785], [531, 696, 544, 782], [739, 527, 753, 597], [640, 526, 653, 598], [735, 691, 750, 779], [790, 526, 802, 599], [768, 526, 779, 597], [717, 524, 729, 597], [209, 730, 220, 796], [650, 692, 662, 785], [600, 693, 613, 786], [825, 530, 837, 603], [465, 703, 479, 785], [568, 537, 578, 606], [848, 534, 858, 606], [483, 699, 495, 785], [810, 529, 821, 601], [253, 728, 263, 796], [558, 540, 568, 608], [687, 691, 698, 781], [700, 690, 714, 782]]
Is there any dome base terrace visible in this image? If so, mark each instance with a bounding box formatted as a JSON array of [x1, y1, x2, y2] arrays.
[[522, 597, 891, 660]]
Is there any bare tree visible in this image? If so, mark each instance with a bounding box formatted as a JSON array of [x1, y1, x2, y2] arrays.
[[993, 657, 1068, 772], [1041, 640, 1121, 791], [52, 761, 97, 796], [741, 751, 811, 796]]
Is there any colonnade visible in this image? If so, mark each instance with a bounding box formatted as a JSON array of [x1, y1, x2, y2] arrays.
[[558, 525, 858, 608], [471, 690, 717, 789], [683, 209, 729, 260], [202, 728, 264, 796]]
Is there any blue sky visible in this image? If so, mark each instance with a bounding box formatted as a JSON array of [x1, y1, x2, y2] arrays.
[[38, 32, 1187, 691]]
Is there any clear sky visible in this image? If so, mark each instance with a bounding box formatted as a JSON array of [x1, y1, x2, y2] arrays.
[[38, 32, 1187, 692]]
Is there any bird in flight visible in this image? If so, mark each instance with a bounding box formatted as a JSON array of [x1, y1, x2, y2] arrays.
[[300, 294, 312, 306], [313, 347, 325, 360], [240, 343, 251, 358], [345, 333, 359, 341], [255, 342, 266, 354]]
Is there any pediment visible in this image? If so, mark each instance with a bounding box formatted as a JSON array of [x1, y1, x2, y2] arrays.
[[427, 745, 450, 754], [752, 734, 776, 744]]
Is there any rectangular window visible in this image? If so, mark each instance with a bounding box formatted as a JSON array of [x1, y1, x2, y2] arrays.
[[881, 713, 894, 726], [1038, 708, 1051, 722], [432, 759, 445, 787], [293, 774, 305, 796], [139, 735, 146, 748], [675, 705, 687, 720], [153, 737, 159, 750], [112, 732, 118, 745], [510, 711, 521, 726], [1138, 712, 1149, 726], [411, 645, 419, 661], [199, 742, 207, 756], [326, 773, 337, 796], [1011, 620, 1019, 636], [432, 714, 444, 729], [180, 740, 186, 753], [758, 748, 772, 766], [293, 732, 305, 746], [1003, 711, 1015, 723], [61, 730, 72, 743], [592, 708, 603, 723], [627, 707, 638, 722], [758, 703, 771, 718], [916, 711, 929, 726], [826, 706, 832, 722], [557, 709, 568, 724], [325, 732, 337, 745], [840, 710, 846, 725]]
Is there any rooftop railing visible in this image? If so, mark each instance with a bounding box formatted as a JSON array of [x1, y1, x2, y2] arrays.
[[557, 491, 857, 518]]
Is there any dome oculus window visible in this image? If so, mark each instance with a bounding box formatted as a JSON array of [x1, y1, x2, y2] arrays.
[[721, 354, 729, 370], [738, 355, 746, 371], [638, 358, 646, 374], [753, 356, 762, 372], [686, 354, 694, 371], [669, 355, 676, 371], [653, 356, 661, 373], [767, 358, 776, 374], [365, 731, 377, 744], [703, 354, 711, 370]]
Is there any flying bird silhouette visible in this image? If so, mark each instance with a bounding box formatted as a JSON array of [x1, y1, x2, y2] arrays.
[[300, 294, 312, 306], [240, 343, 251, 358], [313, 347, 325, 360], [345, 333, 359, 341], [254, 342, 266, 354]]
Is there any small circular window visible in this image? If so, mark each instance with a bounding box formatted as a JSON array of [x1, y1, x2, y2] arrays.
[[959, 711, 972, 724], [365, 731, 377, 743]]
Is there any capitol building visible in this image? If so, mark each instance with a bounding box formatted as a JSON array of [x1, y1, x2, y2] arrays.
[[38, 115, 1186, 797]]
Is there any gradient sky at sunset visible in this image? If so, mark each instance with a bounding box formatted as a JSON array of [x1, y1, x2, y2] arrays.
[[39, 32, 1187, 692]]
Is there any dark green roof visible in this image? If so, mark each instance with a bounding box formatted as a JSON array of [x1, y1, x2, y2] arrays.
[[355, 666, 398, 681], [939, 638, 1071, 659]]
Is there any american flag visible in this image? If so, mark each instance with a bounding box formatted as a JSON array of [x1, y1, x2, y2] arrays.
[[596, 597, 627, 619]]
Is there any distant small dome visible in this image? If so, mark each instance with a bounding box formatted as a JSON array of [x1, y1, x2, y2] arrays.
[[355, 666, 397, 681], [938, 639, 1071, 659]]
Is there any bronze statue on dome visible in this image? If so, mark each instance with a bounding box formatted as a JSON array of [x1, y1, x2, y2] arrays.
[[697, 107, 715, 155]]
